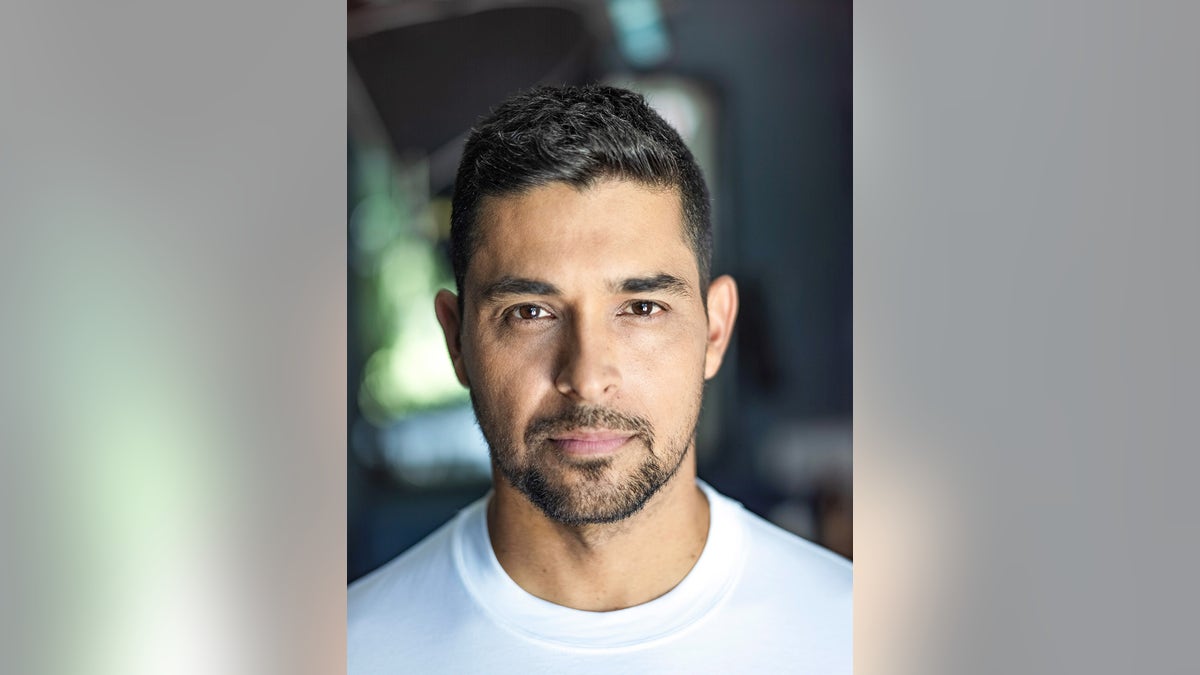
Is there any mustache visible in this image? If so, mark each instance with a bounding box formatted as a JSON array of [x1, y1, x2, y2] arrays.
[[524, 405, 655, 445]]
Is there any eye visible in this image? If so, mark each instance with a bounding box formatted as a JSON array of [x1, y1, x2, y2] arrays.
[[510, 304, 553, 321], [624, 300, 664, 317]]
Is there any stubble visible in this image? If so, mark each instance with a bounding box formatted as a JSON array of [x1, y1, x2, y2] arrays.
[[473, 399, 697, 526]]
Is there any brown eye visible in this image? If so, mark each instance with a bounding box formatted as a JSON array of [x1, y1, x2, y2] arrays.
[[629, 301, 658, 316], [514, 305, 545, 320]]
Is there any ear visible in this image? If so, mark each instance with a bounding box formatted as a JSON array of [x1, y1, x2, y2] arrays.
[[703, 275, 739, 380], [434, 289, 471, 388]]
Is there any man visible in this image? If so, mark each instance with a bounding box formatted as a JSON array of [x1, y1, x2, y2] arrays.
[[348, 85, 851, 673]]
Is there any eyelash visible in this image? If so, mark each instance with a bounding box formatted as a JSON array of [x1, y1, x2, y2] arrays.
[[507, 304, 555, 322], [619, 300, 665, 317], [503, 300, 666, 324]]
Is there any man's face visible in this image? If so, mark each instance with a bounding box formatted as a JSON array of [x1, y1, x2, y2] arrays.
[[439, 179, 731, 525]]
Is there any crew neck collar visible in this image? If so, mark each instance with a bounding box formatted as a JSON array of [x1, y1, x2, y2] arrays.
[[452, 480, 746, 650]]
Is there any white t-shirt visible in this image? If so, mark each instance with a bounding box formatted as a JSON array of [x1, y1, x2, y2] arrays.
[[348, 481, 851, 673]]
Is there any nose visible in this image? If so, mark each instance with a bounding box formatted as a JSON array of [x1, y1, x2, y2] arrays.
[[554, 314, 622, 402]]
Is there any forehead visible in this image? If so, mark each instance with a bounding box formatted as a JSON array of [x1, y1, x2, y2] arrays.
[[468, 180, 698, 292]]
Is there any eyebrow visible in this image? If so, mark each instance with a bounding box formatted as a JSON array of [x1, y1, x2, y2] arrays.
[[480, 277, 562, 302], [478, 272, 693, 303], [614, 273, 693, 297]]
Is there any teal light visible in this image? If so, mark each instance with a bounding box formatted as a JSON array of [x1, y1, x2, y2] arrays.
[[607, 0, 671, 68]]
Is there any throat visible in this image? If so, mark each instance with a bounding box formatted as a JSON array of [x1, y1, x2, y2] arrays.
[[487, 476, 711, 611]]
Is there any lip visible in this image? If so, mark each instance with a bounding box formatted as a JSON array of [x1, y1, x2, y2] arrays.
[[549, 429, 636, 456]]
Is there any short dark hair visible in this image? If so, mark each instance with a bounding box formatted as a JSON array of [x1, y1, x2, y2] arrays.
[[449, 84, 713, 304]]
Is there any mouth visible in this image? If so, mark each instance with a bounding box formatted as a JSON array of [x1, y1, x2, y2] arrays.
[[548, 429, 637, 456]]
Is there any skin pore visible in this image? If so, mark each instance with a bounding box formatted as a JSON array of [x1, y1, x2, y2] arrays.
[[435, 179, 738, 611]]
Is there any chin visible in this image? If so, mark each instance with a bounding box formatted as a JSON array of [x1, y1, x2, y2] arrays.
[[508, 449, 685, 526]]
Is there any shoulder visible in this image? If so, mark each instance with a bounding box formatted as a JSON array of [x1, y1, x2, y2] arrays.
[[710, 489, 852, 611], [348, 506, 485, 674], [740, 506, 852, 585], [349, 492, 492, 625], [701, 486, 851, 663], [348, 516, 459, 621]]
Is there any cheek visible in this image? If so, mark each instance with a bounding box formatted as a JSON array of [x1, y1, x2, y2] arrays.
[[467, 335, 556, 413], [621, 326, 709, 397]]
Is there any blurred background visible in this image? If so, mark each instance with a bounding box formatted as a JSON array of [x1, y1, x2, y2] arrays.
[[347, 0, 851, 582]]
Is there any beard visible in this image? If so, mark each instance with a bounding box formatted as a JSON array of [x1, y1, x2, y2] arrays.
[[472, 398, 697, 526]]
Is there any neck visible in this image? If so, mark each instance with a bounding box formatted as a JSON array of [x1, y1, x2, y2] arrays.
[[486, 458, 711, 612]]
